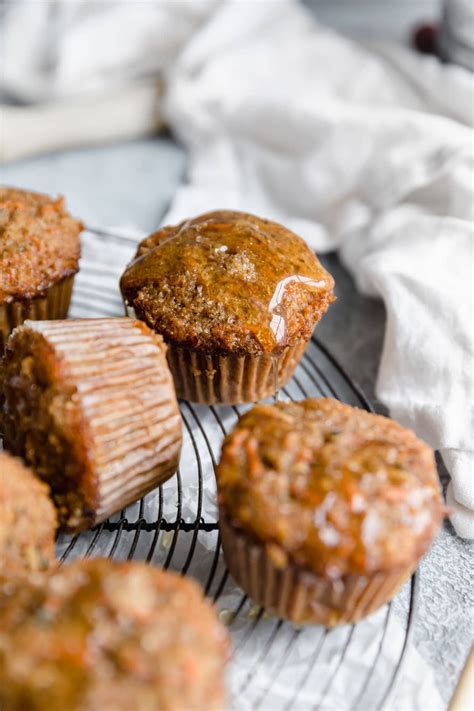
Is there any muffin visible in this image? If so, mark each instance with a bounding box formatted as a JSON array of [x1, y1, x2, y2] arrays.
[[0, 558, 229, 711], [120, 210, 334, 404], [0, 452, 57, 581], [0, 187, 82, 353], [216, 398, 444, 626], [1, 318, 182, 532]]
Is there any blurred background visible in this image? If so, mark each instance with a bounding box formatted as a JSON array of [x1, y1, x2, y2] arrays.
[[1, 0, 472, 168], [1, 0, 472, 227]]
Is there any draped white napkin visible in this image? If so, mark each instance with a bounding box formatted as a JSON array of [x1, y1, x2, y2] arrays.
[[163, 2, 474, 538], [1, 0, 473, 538]]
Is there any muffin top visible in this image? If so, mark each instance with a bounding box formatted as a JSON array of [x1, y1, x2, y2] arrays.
[[0, 558, 228, 711], [217, 398, 444, 579], [0, 452, 57, 580], [120, 210, 334, 355], [0, 187, 82, 304]]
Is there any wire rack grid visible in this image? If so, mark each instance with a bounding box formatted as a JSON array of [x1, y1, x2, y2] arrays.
[[53, 226, 418, 711]]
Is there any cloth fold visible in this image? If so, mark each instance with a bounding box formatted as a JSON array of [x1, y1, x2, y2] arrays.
[[163, 1, 474, 538], [1, 0, 473, 538]]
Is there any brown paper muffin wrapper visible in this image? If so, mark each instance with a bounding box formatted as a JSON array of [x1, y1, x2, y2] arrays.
[[219, 515, 414, 626], [166, 340, 308, 405], [0, 274, 75, 353], [4, 318, 182, 532]]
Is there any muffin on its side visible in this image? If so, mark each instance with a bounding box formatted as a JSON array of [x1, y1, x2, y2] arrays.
[[216, 398, 444, 625], [0, 452, 57, 581], [0, 558, 229, 711], [120, 210, 334, 404], [1, 318, 182, 532], [0, 188, 82, 353]]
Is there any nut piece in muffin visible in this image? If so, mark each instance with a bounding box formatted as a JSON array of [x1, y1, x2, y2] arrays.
[[216, 398, 444, 625], [120, 210, 334, 404], [0, 558, 229, 711], [0, 452, 57, 581], [0, 187, 82, 353], [1, 318, 182, 532]]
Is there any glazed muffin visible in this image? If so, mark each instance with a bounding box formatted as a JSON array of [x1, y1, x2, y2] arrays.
[[216, 398, 444, 626], [120, 210, 334, 404], [1, 318, 182, 532], [0, 187, 82, 353], [0, 558, 229, 711], [0, 452, 57, 581]]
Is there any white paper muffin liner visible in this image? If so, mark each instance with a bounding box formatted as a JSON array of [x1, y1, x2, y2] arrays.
[[219, 515, 415, 626], [3, 317, 182, 531]]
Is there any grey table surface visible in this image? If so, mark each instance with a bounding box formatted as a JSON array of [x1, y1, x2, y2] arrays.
[[1, 135, 472, 706]]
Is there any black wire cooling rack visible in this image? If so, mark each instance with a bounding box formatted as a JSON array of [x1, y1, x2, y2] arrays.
[[55, 227, 418, 711]]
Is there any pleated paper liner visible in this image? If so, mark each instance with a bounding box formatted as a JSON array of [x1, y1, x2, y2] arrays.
[[0, 274, 75, 353], [3, 318, 182, 532], [166, 340, 308, 405], [123, 301, 309, 405], [219, 515, 415, 626]]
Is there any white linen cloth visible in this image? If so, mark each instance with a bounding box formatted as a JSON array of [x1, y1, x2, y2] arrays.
[[1, 0, 473, 538], [0, 1, 218, 161], [163, 2, 474, 539]]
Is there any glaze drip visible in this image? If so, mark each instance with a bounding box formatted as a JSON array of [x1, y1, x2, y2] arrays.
[[120, 210, 335, 355]]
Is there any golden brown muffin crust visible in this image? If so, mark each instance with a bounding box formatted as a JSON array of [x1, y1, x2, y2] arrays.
[[0, 187, 82, 304], [2, 318, 182, 532], [0, 452, 57, 580], [217, 398, 443, 579], [120, 210, 334, 355], [0, 559, 228, 711]]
